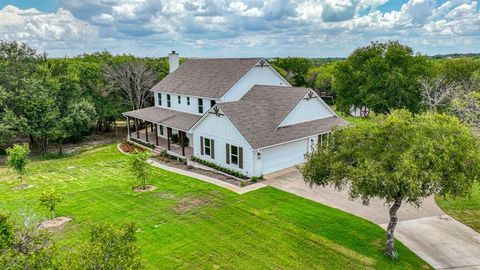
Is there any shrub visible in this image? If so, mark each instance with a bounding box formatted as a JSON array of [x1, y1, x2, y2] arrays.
[[191, 156, 248, 179], [170, 134, 179, 144]]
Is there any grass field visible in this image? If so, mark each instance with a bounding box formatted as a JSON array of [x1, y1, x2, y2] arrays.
[[0, 145, 429, 269], [436, 183, 480, 232]]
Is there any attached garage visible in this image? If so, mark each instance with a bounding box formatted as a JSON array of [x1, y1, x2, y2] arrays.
[[262, 139, 308, 175]]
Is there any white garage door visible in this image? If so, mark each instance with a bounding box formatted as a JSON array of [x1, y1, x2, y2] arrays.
[[262, 139, 308, 175]]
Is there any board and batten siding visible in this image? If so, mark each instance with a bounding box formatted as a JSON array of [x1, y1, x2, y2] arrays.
[[154, 92, 215, 115], [192, 111, 255, 177], [279, 97, 335, 127], [221, 65, 288, 102]]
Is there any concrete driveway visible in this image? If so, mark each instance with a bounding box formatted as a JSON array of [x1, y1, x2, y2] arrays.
[[264, 170, 480, 270]]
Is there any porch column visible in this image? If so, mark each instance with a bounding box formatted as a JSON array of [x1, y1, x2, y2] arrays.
[[126, 116, 131, 139], [145, 121, 149, 142], [167, 127, 172, 150], [154, 124, 159, 146], [135, 119, 140, 139], [180, 131, 185, 156]]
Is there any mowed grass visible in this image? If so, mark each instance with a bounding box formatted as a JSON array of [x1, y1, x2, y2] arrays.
[[436, 183, 480, 232], [0, 145, 429, 269]]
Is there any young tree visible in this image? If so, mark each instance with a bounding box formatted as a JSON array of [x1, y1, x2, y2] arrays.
[[6, 144, 30, 183], [39, 189, 63, 219], [334, 41, 433, 114], [69, 223, 142, 270], [301, 110, 480, 257], [129, 151, 151, 190]]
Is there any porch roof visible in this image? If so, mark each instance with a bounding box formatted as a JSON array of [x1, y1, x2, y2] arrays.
[[123, 107, 201, 131]]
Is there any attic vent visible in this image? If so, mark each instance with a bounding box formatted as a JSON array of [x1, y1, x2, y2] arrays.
[[259, 59, 266, 67]]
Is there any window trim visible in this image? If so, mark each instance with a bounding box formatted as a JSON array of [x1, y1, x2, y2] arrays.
[[203, 137, 211, 156], [198, 98, 204, 113], [230, 145, 239, 166]]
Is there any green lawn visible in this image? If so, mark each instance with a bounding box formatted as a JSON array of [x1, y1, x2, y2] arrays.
[[0, 145, 429, 269], [436, 183, 480, 232]]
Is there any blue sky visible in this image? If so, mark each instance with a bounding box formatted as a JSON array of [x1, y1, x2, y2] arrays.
[[0, 0, 479, 58]]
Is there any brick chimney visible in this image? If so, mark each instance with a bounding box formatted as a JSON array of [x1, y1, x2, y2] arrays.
[[168, 51, 179, 73]]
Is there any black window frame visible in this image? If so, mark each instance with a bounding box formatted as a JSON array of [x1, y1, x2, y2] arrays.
[[187, 97, 190, 105], [157, 93, 162, 106], [210, 100, 216, 108], [198, 98, 203, 113], [167, 94, 171, 107], [178, 96, 181, 104]]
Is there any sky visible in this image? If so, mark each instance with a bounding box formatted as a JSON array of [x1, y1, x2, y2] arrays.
[[0, 0, 478, 58]]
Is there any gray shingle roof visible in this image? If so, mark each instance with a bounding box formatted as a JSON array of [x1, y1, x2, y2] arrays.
[[216, 85, 348, 149], [151, 58, 262, 99], [123, 107, 201, 131]]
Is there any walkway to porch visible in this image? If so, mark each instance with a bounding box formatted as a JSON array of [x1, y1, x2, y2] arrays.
[[131, 128, 193, 158]]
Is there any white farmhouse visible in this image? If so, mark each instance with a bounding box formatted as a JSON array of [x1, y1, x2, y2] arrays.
[[123, 52, 347, 177]]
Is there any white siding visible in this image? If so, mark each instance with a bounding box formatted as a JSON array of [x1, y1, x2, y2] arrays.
[[221, 65, 288, 102], [154, 92, 215, 115], [192, 112, 255, 176], [279, 97, 335, 127]]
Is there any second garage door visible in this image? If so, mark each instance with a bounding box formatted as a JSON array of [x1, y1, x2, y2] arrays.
[[262, 139, 308, 175]]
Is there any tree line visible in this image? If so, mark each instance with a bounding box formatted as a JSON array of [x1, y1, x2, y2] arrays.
[[0, 40, 168, 155]]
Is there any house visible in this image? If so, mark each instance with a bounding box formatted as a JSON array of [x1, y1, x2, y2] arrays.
[[123, 51, 347, 177]]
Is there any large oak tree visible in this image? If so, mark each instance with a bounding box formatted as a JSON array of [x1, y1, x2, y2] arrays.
[[301, 110, 480, 257]]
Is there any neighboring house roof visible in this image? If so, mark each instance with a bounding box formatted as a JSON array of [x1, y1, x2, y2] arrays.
[[123, 107, 201, 131], [150, 58, 262, 99], [215, 85, 348, 149]]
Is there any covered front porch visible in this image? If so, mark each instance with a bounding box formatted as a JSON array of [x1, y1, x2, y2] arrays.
[[129, 125, 193, 158]]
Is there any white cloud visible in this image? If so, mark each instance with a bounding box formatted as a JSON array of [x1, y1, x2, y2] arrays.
[[0, 0, 479, 57]]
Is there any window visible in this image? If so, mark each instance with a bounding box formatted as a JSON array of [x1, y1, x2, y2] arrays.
[[230, 145, 239, 165], [159, 125, 164, 136], [318, 132, 331, 145], [157, 93, 162, 106], [204, 138, 211, 156], [198, 98, 203, 113], [178, 96, 181, 104], [167, 94, 171, 107], [210, 100, 216, 108], [187, 97, 190, 105]]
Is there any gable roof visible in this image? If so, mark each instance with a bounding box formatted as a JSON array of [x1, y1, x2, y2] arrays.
[[215, 85, 348, 149], [151, 58, 262, 99]]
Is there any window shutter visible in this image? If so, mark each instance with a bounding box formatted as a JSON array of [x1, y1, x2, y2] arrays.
[[226, 143, 230, 164], [200, 136, 204, 155], [239, 147, 243, 169], [211, 139, 215, 159]]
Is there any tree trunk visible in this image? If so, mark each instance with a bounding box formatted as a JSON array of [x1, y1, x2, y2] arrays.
[[59, 139, 63, 156], [385, 196, 403, 257], [114, 120, 118, 139]]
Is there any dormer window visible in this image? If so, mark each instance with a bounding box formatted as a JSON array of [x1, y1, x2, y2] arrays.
[[167, 94, 171, 107], [198, 98, 203, 113], [210, 100, 216, 108], [187, 97, 190, 105], [178, 96, 181, 104], [157, 93, 162, 106]]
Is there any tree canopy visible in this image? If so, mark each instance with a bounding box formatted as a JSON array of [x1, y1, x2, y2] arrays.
[[301, 109, 480, 256], [334, 41, 433, 114]]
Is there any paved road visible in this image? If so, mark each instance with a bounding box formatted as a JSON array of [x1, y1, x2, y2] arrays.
[[264, 170, 480, 270]]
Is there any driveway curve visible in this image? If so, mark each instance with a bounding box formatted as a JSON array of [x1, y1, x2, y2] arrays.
[[264, 170, 480, 270]]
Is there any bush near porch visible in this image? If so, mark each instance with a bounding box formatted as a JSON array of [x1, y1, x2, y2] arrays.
[[0, 145, 430, 269]]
